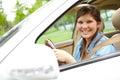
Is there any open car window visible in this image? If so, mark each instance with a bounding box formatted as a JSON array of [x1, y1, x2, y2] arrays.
[[36, 0, 119, 68], [36, 13, 75, 44]]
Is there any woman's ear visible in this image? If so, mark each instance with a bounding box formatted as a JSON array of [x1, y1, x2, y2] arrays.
[[97, 21, 101, 27]]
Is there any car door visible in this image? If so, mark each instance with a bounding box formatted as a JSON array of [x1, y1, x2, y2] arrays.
[[57, 51, 120, 80], [0, 0, 80, 79], [0, 0, 79, 61]]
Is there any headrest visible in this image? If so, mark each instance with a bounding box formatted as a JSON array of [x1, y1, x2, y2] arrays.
[[112, 8, 120, 30]]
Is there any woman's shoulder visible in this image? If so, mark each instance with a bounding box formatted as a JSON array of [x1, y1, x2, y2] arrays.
[[96, 34, 108, 45], [96, 34, 116, 51]]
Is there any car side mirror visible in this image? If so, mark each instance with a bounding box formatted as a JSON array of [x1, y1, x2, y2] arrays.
[[0, 44, 59, 80]]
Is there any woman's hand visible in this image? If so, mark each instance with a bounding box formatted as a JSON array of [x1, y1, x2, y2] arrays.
[[53, 49, 76, 65]]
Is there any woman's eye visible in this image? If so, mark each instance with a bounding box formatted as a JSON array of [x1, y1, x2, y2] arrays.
[[87, 20, 93, 23], [77, 21, 82, 24]]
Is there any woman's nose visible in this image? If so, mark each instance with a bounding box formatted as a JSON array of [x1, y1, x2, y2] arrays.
[[82, 23, 88, 28]]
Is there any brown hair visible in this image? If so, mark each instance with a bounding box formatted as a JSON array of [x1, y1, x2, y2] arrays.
[[76, 5, 101, 23], [75, 5, 102, 60]]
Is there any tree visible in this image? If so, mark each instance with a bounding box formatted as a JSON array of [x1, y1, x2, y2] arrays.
[[27, 0, 50, 15], [53, 13, 75, 31], [13, 0, 27, 24], [0, 12, 8, 35], [13, 0, 50, 24], [0, 0, 51, 36]]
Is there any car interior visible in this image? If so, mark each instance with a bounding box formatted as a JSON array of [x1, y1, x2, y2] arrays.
[[37, 0, 120, 67], [111, 8, 120, 50], [72, 0, 120, 54], [41, 0, 120, 55]]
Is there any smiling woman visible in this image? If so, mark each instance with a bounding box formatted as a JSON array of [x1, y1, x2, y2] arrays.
[[51, 5, 117, 65]]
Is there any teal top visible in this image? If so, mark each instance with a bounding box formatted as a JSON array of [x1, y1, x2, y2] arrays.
[[73, 32, 117, 61]]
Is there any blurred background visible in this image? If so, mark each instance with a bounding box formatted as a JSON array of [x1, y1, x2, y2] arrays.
[[0, 0, 50, 36]]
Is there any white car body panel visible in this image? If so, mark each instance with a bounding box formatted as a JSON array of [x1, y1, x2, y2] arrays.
[[0, 0, 78, 61], [0, 0, 79, 80], [58, 53, 120, 80]]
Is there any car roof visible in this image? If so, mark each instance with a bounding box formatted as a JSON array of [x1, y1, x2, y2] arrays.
[[91, 0, 120, 10], [68, 0, 120, 14]]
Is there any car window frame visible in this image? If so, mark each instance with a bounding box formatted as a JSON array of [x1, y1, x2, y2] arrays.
[[60, 51, 120, 72], [36, 1, 120, 71]]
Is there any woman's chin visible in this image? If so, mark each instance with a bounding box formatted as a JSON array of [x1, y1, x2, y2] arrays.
[[82, 35, 89, 38]]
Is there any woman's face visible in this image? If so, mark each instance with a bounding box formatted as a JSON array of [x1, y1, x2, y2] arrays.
[[76, 14, 101, 41]]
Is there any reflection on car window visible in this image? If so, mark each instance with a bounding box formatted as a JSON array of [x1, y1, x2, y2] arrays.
[[37, 13, 75, 44]]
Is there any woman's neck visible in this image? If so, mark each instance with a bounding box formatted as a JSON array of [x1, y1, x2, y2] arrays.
[[85, 37, 93, 48], [85, 31, 98, 48]]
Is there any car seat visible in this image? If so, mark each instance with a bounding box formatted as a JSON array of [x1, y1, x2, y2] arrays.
[[111, 8, 120, 50]]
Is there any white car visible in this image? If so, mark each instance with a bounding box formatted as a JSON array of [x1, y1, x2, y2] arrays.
[[0, 0, 120, 80]]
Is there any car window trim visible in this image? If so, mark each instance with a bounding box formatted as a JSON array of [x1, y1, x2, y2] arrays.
[[60, 51, 120, 72]]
